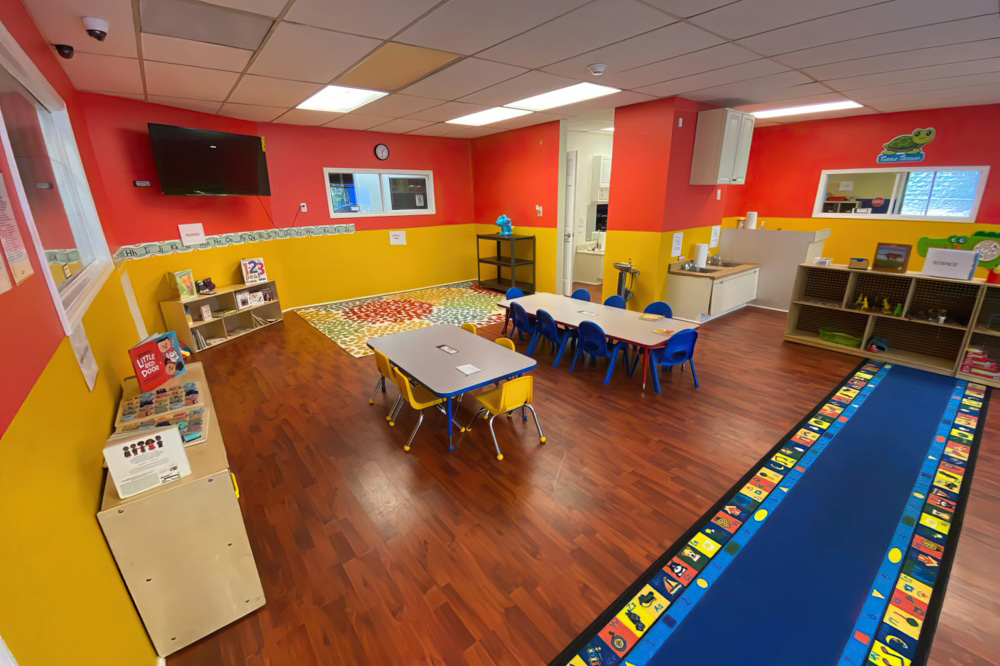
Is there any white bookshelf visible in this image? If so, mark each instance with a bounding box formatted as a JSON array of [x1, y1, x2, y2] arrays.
[[160, 280, 281, 351]]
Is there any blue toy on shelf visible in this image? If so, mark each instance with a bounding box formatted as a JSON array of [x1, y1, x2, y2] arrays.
[[496, 214, 513, 236]]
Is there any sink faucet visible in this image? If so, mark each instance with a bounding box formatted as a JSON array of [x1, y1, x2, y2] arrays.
[[682, 260, 694, 270], [707, 255, 723, 266]]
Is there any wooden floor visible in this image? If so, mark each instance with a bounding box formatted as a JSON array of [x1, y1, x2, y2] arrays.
[[170, 306, 999, 666]]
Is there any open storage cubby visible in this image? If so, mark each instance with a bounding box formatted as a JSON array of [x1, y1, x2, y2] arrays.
[[786, 264, 997, 379], [161, 279, 282, 352]]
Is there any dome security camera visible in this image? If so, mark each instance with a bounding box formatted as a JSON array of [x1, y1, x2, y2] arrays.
[[587, 63, 607, 76], [53, 44, 74, 59], [82, 17, 109, 41]]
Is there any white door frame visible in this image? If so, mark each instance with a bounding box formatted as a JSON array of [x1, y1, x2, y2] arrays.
[[562, 149, 578, 295]]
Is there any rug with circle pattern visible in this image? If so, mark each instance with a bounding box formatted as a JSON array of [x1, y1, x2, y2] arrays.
[[294, 281, 507, 357]]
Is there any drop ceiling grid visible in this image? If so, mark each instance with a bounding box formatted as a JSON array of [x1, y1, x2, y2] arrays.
[[17, 0, 1000, 134]]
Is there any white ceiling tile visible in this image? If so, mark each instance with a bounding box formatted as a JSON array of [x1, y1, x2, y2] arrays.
[[850, 82, 1000, 106], [144, 61, 239, 101], [565, 109, 615, 131], [868, 94, 1000, 112], [639, 0, 735, 17], [826, 57, 1000, 91], [58, 53, 143, 94], [395, 0, 590, 55], [544, 90, 655, 116], [272, 109, 342, 125], [688, 0, 884, 40], [765, 106, 878, 124], [846, 71, 1000, 100], [443, 126, 505, 138], [493, 112, 562, 129], [147, 95, 224, 113], [285, 0, 443, 39], [682, 72, 826, 105], [771, 15, 1000, 68], [541, 22, 725, 79], [141, 33, 253, 72], [741, 0, 999, 56], [139, 0, 274, 51], [458, 71, 578, 106], [399, 58, 526, 99], [404, 101, 491, 122], [323, 114, 397, 130], [734, 92, 858, 113], [478, 0, 675, 69], [354, 94, 444, 117], [228, 75, 323, 106], [635, 58, 790, 97], [369, 118, 436, 133], [248, 22, 381, 84], [219, 102, 286, 121], [22, 0, 137, 58], [407, 123, 462, 136], [198, 0, 288, 17], [806, 39, 1000, 81], [597, 43, 760, 90]]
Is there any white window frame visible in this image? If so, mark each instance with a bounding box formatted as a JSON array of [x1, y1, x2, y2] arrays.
[[323, 167, 435, 219], [813, 167, 989, 223], [0, 21, 112, 334]]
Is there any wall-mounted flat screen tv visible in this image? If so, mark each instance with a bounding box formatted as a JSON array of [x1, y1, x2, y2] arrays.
[[148, 123, 271, 196]]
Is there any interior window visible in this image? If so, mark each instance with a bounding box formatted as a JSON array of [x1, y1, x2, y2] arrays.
[[325, 168, 434, 218], [899, 170, 981, 218]]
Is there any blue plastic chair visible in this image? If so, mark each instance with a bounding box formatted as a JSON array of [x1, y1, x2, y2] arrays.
[[527, 309, 574, 366], [604, 294, 626, 309], [648, 329, 699, 393], [509, 301, 534, 342], [571, 288, 591, 301], [501, 287, 524, 334], [644, 301, 673, 318], [570, 320, 630, 384]]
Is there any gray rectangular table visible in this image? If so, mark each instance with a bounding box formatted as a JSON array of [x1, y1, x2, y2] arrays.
[[368, 324, 537, 448], [497, 292, 698, 389]]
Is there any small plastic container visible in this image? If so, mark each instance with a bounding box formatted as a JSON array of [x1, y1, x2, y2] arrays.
[[819, 327, 862, 348]]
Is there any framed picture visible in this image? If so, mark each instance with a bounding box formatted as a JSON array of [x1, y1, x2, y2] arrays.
[[872, 243, 912, 273]]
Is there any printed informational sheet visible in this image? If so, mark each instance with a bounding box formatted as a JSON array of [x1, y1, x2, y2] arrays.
[[103, 426, 192, 499], [710, 225, 721, 248], [0, 173, 33, 283], [0, 249, 11, 295], [69, 322, 98, 391], [671, 231, 684, 258]]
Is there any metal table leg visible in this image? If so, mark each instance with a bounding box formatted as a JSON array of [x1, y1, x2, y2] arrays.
[[642, 348, 648, 390], [447, 397, 454, 450]]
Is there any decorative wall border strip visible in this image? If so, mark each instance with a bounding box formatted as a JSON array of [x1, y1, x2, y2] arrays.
[[112, 223, 356, 261]]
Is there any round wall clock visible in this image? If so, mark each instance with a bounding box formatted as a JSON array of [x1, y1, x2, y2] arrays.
[[374, 143, 390, 160]]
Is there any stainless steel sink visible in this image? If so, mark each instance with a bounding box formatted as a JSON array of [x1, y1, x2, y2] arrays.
[[683, 267, 720, 273], [714, 262, 743, 268]]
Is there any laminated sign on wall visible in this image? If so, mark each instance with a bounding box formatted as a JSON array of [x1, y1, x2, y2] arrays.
[[0, 172, 33, 284]]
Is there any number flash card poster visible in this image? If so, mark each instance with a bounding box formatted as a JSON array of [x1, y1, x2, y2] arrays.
[[128, 331, 186, 392]]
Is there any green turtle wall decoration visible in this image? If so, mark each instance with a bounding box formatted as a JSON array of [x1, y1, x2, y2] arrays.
[[877, 128, 935, 163]]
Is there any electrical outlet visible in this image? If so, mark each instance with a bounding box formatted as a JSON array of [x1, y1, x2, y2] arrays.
[[535, 204, 543, 216], [299, 203, 308, 212]]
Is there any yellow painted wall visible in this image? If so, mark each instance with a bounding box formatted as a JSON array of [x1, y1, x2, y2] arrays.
[[474, 224, 558, 294], [0, 276, 155, 665], [123, 223, 482, 333], [724, 216, 996, 278], [600, 224, 725, 308]]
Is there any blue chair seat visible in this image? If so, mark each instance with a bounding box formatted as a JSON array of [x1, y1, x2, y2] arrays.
[[509, 301, 534, 342], [501, 287, 524, 335], [527, 308, 575, 367], [629, 301, 674, 372], [570, 320, 630, 384], [648, 328, 699, 393], [571, 288, 591, 301], [604, 294, 626, 309]]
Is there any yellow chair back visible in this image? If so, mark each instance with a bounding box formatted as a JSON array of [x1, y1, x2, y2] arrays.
[[494, 337, 515, 351], [461, 323, 477, 334], [374, 349, 394, 380], [497, 376, 533, 414]]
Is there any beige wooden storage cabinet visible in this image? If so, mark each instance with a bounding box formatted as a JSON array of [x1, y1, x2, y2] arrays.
[[97, 363, 265, 657]]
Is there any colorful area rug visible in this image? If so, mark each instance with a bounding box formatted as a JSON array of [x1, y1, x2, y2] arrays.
[[295, 281, 505, 357], [551, 361, 989, 666]]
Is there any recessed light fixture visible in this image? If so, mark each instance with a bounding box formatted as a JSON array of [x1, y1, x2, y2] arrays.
[[751, 100, 863, 119], [297, 85, 388, 113], [602, 126, 614, 132], [506, 82, 620, 111], [446, 107, 532, 126]]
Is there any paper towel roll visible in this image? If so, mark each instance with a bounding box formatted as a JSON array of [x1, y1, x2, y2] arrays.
[[694, 243, 709, 268], [745, 211, 758, 229]]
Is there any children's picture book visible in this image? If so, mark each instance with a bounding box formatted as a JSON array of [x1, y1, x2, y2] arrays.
[[248, 291, 265, 305], [128, 331, 186, 392], [652, 328, 676, 336], [168, 269, 196, 299], [235, 291, 251, 309], [112, 406, 209, 445], [115, 381, 203, 427], [240, 258, 267, 285], [103, 426, 192, 499], [199, 304, 211, 321], [639, 313, 664, 321]]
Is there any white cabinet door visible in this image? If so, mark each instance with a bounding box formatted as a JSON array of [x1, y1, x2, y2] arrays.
[[716, 109, 743, 184], [592, 155, 611, 201], [710, 269, 759, 314], [730, 113, 755, 184]]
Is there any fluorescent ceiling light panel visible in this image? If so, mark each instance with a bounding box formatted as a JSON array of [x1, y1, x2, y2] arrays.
[[506, 82, 620, 111], [446, 107, 532, 126], [297, 85, 387, 112], [751, 100, 862, 119], [602, 126, 614, 131]]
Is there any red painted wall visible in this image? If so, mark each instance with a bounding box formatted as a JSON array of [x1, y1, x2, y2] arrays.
[[664, 97, 726, 231], [471, 122, 560, 228], [725, 103, 1000, 221], [0, 0, 116, 435]]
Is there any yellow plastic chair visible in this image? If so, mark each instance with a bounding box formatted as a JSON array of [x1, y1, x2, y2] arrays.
[[390, 366, 463, 452], [461, 323, 477, 335], [369, 349, 396, 408], [494, 337, 515, 351], [462, 376, 544, 460]]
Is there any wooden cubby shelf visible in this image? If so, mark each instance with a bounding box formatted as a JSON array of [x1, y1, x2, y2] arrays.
[[161, 280, 282, 352], [785, 264, 1000, 386]]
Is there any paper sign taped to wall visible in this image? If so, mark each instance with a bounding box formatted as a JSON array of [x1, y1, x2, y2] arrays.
[[0, 248, 11, 295], [178, 222, 206, 247], [671, 232, 684, 257], [710, 225, 721, 249], [0, 172, 34, 284]]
